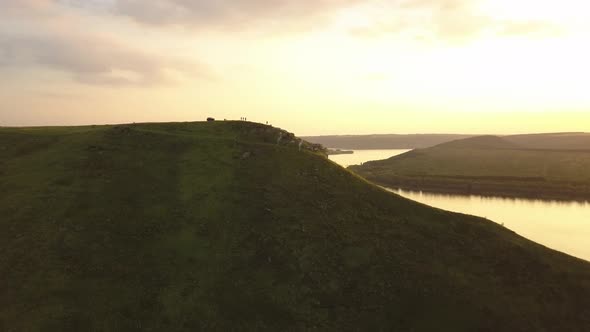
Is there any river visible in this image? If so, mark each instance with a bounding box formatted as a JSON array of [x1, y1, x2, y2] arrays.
[[328, 149, 411, 167], [329, 149, 590, 261]]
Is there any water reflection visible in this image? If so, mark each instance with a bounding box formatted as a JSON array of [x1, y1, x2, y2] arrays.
[[388, 188, 590, 261], [330, 149, 590, 261], [328, 149, 411, 167]]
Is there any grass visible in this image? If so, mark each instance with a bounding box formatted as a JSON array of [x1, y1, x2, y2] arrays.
[[1, 122, 590, 331], [302, 134, 473, 149], [351, 135, 590, 200]]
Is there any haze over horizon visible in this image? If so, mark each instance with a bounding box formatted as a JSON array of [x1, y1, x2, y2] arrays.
[[2, 0, 589, 135]]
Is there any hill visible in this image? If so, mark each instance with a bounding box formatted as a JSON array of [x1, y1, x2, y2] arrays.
[[505, 132, 590, 150], [434, 135, 520, 150], [351, 135, 590, 200], [302, 134, 474, 149], [1, 122, 590, 331]]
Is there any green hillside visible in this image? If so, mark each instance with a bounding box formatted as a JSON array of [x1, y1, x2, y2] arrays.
[[432, 135, 520, 150], [351, 135, 590, 200], [1, 122, 590, 331], [505, 132, 590, 150]]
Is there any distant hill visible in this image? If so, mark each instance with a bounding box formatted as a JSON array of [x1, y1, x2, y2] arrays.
[[2, 123, 590, 330], [302, 134, 474, 149], [351, 133, 590, 200], [505, 132, 590, 150], [435, 135, 520, 150]]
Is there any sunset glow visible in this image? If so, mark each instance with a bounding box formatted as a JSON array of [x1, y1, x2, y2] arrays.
[[1, 0, 589, 134]]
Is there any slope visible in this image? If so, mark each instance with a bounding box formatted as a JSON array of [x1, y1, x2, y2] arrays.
[[302, 134, 474, 149], [1, 122, 590, 331], [505, 132, 590, 151], [351, 135, 590, 200], [433, 135, 520, 150]]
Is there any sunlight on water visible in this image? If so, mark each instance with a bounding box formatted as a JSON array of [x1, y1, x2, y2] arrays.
[[389, 189, 590, 261], [328, 149, 411, 167], [329, 149, 590, 261]]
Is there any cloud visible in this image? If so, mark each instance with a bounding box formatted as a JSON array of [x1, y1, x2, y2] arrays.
[[0, 0, 571, 87], [1, 32, 209, 85], [0, 0, 212, 86], [347, 0, 562, 42], [74, 0, 363, 30], [7, 0, 563, 40], [498, 21, 563, 37], [1, 0, 60, 18]]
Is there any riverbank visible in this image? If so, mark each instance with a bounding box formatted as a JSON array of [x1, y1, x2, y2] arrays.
[[387, 188, 590, 261], [362, 174, 590, 202], [327, 148, 354, 155], [350, 135, 590, 201]]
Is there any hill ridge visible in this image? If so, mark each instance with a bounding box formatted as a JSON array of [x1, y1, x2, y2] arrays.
[[1, 121, 590, 331], [430, 135, 521, 150]]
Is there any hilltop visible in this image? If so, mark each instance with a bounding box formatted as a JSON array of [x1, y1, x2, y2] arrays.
[[433, 135, 520, 150], [1, 122, 590, 331], [505, 132, 590, 150], [351, 134, 590, 200], [302, 134, 474, 149]]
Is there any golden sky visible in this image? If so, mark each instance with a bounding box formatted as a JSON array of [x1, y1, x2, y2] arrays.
[[1, 0, 589, 135]]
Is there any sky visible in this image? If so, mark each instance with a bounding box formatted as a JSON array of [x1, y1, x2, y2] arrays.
[[1, 0, 589, 135]]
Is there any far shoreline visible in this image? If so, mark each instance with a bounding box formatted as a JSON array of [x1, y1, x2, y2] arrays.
[[361, 176, 590, 203]]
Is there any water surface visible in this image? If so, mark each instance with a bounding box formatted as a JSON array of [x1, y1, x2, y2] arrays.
[[330, 149, 590, 261], [389, 189, 590, 261], [328, 149, 411, 167]]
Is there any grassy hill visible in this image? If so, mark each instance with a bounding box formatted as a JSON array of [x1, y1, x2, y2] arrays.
[[302, 134, 473, 149], [434, 135, 520, 150], [350, 134, 590, 200], [1, 122, 590, 331], [505, 132, 590, 150]]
